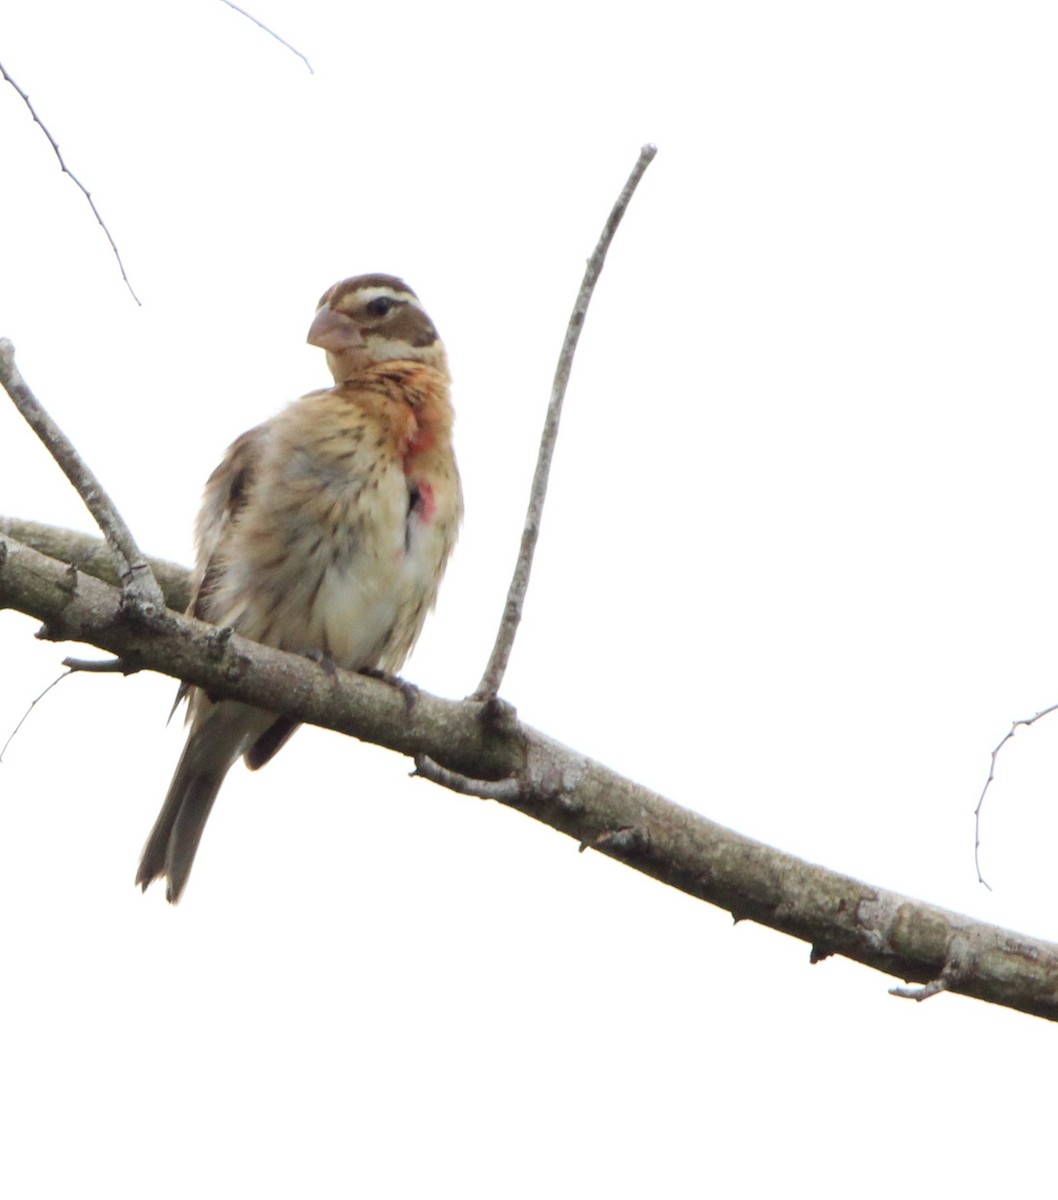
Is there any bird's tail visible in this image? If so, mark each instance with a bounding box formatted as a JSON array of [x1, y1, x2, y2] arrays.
[[136, 768, 226, 904], [137, 701, 266, 903]]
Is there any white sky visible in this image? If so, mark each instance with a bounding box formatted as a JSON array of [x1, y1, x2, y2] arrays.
[[2, 1, 1058, 1194]]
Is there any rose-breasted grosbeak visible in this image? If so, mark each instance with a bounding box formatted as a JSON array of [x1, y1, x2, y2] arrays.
[[137, 275, 462, 901]]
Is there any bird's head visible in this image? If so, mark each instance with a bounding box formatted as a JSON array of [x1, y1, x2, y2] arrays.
[[307, 274, 447, 382]]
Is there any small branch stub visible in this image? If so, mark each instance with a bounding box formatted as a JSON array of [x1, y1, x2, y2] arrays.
[[412, 754, 524, 803], [891, 978, 950, 1002]]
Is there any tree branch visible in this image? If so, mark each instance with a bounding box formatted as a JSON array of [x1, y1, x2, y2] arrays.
[[475, 144, 657, 698], [3, 526, 1057, 1023], [0, 516, 191, 610]]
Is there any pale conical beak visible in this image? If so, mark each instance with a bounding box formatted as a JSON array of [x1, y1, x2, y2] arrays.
[[307, 305, 365, 352]]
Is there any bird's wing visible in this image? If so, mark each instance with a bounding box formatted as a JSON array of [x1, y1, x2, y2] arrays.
[[190, 424, 266, 622], [169, 425, 266, 721]]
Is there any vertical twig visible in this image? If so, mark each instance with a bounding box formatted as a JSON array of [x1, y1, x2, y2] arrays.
[[0, 340, 164, 618], [974, 701, 1058, 889], [475, 144, 658, 699]]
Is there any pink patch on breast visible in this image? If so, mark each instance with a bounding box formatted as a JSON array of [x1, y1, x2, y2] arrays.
[[413, 480, 436, 521]]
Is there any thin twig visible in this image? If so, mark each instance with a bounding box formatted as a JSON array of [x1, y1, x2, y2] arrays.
[[217, 1, 314, 73], [475, 144, 658, 698], [0, 669, 72, 763], [974, 701, 1058, 889], [0, 340, 164, 618], [0, 60, 141, 305]]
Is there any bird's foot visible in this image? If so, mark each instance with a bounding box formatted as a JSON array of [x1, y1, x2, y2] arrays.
[[360, 666, 419, 711], [301, 647, 340, 676]]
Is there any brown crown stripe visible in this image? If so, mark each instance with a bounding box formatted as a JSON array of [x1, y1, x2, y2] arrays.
[[317, 274, 417, 307]]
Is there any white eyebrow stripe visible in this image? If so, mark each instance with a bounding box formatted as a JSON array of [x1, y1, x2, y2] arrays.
[[355, 285, 420, 310]]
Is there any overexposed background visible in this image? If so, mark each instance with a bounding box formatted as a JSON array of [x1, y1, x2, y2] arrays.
[[2, 2, 1057, 1195]]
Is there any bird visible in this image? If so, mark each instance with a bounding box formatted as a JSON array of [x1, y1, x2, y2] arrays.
[[136, 274, 462, 902]]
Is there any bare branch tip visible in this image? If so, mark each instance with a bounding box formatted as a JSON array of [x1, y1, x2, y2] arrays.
[[0, 667, 74, 763], [218, 0, 314, 73]]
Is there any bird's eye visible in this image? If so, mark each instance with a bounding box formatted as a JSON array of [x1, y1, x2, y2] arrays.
[[365, 296, 394, 318]]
